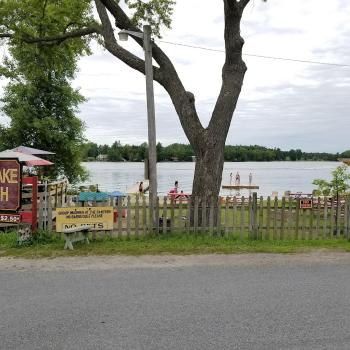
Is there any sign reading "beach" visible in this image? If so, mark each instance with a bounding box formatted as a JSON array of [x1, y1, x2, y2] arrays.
[[56, 206, 114, 232], [0, 159, 21, 212]]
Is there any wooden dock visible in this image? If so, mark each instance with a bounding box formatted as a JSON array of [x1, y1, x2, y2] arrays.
[[222, 184, 259, 190], [127, 180, 149, 194]]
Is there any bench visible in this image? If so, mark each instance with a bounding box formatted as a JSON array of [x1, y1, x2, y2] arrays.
[[62, 225, 93, 250]]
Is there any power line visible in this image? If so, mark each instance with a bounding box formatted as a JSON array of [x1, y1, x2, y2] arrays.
[[157, 39, 350, 68]]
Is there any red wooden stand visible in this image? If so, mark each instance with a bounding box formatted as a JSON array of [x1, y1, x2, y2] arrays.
[[21, 176, 38, 232]]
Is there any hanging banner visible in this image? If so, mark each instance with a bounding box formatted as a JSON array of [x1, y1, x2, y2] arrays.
[[56, 206, 114, 232], [0, 159, 22, 212]]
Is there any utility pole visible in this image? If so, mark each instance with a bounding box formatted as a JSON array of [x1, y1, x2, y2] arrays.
[[143, 25, 157, 200]]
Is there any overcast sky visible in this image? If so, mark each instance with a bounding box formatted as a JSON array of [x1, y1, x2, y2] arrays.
[[1, 0, 349, 152]]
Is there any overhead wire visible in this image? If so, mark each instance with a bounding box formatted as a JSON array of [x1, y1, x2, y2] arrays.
[[156, 39, 350, 68]]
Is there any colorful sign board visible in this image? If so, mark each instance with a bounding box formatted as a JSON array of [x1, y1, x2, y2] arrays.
[[0, 213, 21, 224], [0, 159, 22, 212], [56, 206, 114, 232], [300, 198, 313, 209]]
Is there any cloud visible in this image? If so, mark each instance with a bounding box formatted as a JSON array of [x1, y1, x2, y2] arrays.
[[1, 0, 349, 153]]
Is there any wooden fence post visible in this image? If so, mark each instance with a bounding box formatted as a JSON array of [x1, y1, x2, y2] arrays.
[[280, 197, 285, 240], [117, 197, 123, 238], [301, 206, 306, 240], [309, 201, 314, 240], [240, 196, 245, 240], [288, 197, 293, 240], [225, 197, 230, 238], [266, 196, 271, 240], [126, 196, 131, 239], [162, 196, 168, 235], [38, 193, 44, 231], [135, 195, 140, 238], [216, 197, 222, 236], [273, 196, 278, 240], [155, 196, 160, 235], [47, 194, 53, 232], [336, 198, 341, 238], [194, 196, 199, 235], [233, 197, 237, 240], [142, 196, 147, 237], [201, 197, 207, 234], [252, 192, 258, 239], [330, 197, 335, 239], [258, 196, 264, 240], [248, 196, 252, 239], [295, 198, 300, 240], [178, 198, 183, 233], [209, 197, 214, 236], [344, 196, 349, 240], [316, 197, 321, 240], [186, 197, 191, 235]]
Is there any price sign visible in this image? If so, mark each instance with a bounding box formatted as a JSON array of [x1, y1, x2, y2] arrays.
[[0, 213, 21, 223]]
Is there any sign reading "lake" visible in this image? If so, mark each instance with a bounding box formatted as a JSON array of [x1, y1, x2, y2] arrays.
[[0, 159, 21, 212], [56, 206, 114, 232]]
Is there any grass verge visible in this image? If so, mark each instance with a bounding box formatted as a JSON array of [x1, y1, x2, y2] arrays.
[[1, 231, 350, 258]]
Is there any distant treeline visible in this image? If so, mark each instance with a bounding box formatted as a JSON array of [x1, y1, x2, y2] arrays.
[[82, 141, 346, 162]]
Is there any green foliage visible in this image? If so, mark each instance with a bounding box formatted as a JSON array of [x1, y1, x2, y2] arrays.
[[0, 0, 94, 183], [313, 165, 350, 197], [81, 141, 341, 163], [124, 0, 176, 37], [341, 150, 350, 158]]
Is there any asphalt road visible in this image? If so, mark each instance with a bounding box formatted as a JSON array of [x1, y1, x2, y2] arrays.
[[1, 255, 350, 349]]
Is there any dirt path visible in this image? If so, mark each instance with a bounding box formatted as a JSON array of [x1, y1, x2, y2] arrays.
[[1, 251, 350, 271]]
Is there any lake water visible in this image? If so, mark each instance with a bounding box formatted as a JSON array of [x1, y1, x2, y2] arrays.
[[81, 161, 341, 197]]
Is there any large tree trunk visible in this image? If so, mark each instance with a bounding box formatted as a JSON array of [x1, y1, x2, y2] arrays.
[[192, 139, 225, 200]]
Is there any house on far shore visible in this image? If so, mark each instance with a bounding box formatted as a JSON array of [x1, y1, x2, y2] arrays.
[[96, 154, 108, 161]]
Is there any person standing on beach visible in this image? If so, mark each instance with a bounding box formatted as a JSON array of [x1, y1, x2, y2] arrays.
[[174, 180, 179, 193], [249, 173, 253, 186], [235, 172, 240, 186], [138, 181, 144, 196]]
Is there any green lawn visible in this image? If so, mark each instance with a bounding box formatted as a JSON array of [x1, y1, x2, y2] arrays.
[[1, 231, 350, 258]]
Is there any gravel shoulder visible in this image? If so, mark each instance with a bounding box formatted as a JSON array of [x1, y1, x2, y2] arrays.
[[1, 251, 350, 272]]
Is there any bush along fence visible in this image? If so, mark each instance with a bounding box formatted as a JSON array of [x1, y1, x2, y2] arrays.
[[34, 193, 350, 241]]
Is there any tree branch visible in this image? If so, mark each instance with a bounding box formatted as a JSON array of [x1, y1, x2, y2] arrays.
[[237, 0, 251, 10], [0, 33, 13, 39], [95, 0, 163, 82], [208, 0, 247, 138], [98, 0, 205, 146], [1, 27, 99, 45]]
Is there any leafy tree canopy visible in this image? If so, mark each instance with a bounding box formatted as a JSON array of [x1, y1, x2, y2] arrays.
[[313, 165, 350, 197], [0, 0, 97, 183]]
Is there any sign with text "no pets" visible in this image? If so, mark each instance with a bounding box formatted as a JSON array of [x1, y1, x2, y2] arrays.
[[56, 206, 114, 232], [0, 159, 22, 212]]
